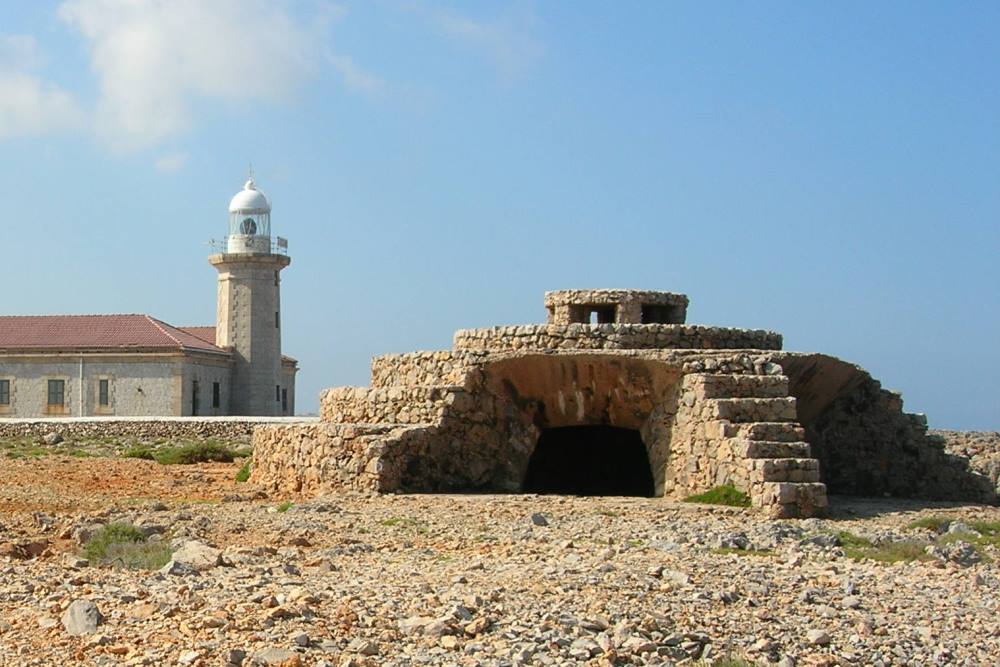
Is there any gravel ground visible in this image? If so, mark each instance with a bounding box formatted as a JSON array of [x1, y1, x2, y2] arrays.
[[0, 455, 998, 666]]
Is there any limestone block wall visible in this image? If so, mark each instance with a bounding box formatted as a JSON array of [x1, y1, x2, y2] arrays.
[[454, 324, 782, 353]]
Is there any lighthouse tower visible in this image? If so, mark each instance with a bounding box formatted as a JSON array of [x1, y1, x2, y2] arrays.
[[209, 175, 290, 415]]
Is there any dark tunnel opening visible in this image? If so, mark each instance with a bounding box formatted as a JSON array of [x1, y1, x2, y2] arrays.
[[523, 426, 655, 497]]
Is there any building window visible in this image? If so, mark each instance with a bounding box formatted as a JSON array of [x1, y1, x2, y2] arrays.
[[47, 379, 65, 407], [276, 384, 281, 402], [0, 380, 9, 405], [275, 310, 280, 328], [281, 388, 288, 413], [98, 379, 109, 406], [192, 380, 200, 416], [213, 382, 221, 408]]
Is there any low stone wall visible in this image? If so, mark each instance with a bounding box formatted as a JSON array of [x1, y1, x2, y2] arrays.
[[370, 351, 484, 388], [0, 417, 312, 442], [454, 324, 782, 353], [252, 423, 416, 495], [319, 386, 467, 425]]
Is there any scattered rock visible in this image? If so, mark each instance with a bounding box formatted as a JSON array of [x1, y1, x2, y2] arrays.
[[61, 599, 103, 636]]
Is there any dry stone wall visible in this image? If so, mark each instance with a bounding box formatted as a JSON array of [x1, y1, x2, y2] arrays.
[[773, 353, 996, 504], [454, 324, 781, 353], [0, 417, 301, 441]]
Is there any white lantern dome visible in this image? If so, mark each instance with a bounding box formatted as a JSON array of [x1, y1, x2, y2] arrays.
[[229, 178, 271, 214], [226, 176, 272, 254]]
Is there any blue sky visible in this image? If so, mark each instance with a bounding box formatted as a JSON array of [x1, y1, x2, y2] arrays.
[[0, 1, 997, 428]]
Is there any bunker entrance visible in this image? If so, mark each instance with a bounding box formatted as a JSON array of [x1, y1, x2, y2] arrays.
[[523, 426, 654, 497]]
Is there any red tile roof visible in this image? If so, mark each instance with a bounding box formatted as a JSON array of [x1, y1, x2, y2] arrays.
[[179, 326, 297, 365], [0, 315, 228, 354]]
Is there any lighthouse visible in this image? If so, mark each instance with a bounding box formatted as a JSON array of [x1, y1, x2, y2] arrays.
[[209, 175, 291, 415]]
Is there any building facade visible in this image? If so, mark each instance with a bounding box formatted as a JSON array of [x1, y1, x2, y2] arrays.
[[0, 177, 297, 417]]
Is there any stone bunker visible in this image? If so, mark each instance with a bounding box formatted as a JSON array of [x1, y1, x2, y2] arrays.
[[252, 289, 995, 517]]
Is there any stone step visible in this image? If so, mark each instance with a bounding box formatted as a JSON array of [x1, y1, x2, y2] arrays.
[[706, 397, 797, 423], [755, 482, 828, 519], [728, 421, 806, 442], [738, 440, 811, 459], [686, 373, 790, 399], [320, 385, 468, 424], [748, 457, 821, 483]]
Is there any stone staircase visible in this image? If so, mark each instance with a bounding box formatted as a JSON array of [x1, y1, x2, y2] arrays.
[[682, 373, 828, 517]]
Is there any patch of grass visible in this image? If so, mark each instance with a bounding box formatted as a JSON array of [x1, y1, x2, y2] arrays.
[[906, 516, 951, 532], [67, 449, 95, 458], [122, 446, 155, 461], [276, 501, 294, 513], [235, 459, 252, 483], [683, 485, 751, 508], [706, 659, 757, 667], [83, 522, 172, 570], [837, 531, 932, 563], [711, 547, 774, 557], [596, 509, 620, 518]]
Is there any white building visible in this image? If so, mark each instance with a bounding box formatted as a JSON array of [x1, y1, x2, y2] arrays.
[[0, 177, 297, 417]]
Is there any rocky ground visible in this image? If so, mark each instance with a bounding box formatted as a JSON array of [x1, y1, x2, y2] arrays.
[[0, 444, 999, 666]]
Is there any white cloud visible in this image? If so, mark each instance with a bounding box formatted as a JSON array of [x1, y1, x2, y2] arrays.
[[0, 35, 83, 139], [328, 54, 386, 96], [57, 0, 324, 151], [154, 152, 188, 172], [431, 7, 543, 81]]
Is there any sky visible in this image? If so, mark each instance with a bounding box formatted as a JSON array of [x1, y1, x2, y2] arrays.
[[0, 1, 997, 429]]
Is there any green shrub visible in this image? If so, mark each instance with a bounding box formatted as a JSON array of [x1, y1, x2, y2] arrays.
[[905, 516, 950, 532], [837, 531, 931, 563], [276, 501, 294, 513], [683, 485, 751, 508], [122, 446, 155, 460], [83, 522, 172, 570], [154, 440, 239, 465], [235, 459, 252, 483]]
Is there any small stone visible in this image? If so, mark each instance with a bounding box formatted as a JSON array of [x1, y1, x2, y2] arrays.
[[178, 650, 200, 665], [346, 638, 378, 656], [43, 432, 64, 446], [159, 558, 199, 576], [61, 599, 103, 636], [171, 540, 222, 570], [529, 513, 548, 527], [252, 647, 300, 666], [806, 629, 831, 646]]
